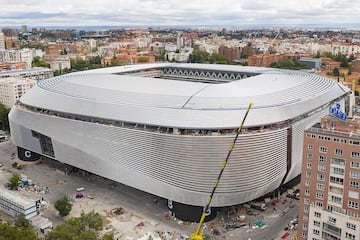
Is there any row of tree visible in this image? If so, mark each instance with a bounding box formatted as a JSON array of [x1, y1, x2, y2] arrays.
[[0, 211, 114, 240], [4, 173, 113, 239], [269, 59, 305, 70], [47, 210, 114, 240], [187, 49, 228, 64], [0, 103, 10, 132]]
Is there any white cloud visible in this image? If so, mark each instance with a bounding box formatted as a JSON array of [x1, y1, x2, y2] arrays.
[[0, 0, 360, 27]]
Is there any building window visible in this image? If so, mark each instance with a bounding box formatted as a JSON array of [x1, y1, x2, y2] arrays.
[[319, 155, 327, 162], [329, 195, 342, 204], [347, 210, 358, 218], [304, 198, 310, 205], [328, 204, 345, 214], [307, 153, 313, 160], [316, 192, 324, 200], [351, 161, 360, 168], [331, 167, 344, 175], [350, 171, 360, 179], [305, 189, 310, 196], [345, 232, 356, 240], [317, 183, 325, 190], [305, 181, 311, 187], [331, 157, 345, 165], [329, 216, 337, 224], [308, 144, 313, 150], [315, 201, 323, 208], [351, 151, 360, 159], [314, 211, 321, 218], [303, 224, 308, 230], [313, 229, 320, 235], [317, 174, 325, 181], [350, 181, 359, 188], [330, 176, 344, 185], [304, 207, 309, 213], [306, 133, 316, 139], [350, 140, 360, 146], [346, 222, 356, 230], [329, 186, 343, 194], [301, 233, 307, 239], [307, 163, 312, 169], [348, 201, 359, 209], [306, 171, 311, 178], [318, 165, 326, 172], [314, 220, 321, 227], [319, 146, 327, 153], [334, 149, 343, 156]]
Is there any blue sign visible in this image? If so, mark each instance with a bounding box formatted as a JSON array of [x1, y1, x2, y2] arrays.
[[329, 103, 347, 121]]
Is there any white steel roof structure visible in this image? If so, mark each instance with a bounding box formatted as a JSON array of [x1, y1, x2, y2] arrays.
[[21, 63, 349, 129]]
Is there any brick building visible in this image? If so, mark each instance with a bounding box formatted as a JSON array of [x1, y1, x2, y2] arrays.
[[298, 112, 360, 240]]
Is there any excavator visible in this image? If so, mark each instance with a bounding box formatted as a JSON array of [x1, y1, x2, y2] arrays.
[[190, 102, 253, 240]]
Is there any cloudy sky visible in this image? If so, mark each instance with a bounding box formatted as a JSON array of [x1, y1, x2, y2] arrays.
[[1, 0, 360, 28]]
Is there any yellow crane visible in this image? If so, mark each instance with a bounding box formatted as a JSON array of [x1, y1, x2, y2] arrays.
[[190, 102, 253, 240]]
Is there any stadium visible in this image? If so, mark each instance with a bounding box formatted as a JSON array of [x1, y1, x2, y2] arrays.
[[9, 63, 351, 220]]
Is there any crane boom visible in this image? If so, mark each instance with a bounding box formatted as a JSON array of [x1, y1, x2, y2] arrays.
[[190, 102, 253, 240]]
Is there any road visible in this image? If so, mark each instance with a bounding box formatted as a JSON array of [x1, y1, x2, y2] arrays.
[[248, 204, 298, 240]]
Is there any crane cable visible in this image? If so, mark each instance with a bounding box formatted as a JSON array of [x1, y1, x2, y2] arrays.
[[190, 102, 253, 240]]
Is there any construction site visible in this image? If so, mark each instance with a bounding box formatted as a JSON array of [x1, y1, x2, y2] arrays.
[[0, 138, 300, 240]]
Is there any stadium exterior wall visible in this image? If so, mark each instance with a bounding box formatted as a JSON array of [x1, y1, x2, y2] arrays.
[[10, 106, 288, 207]]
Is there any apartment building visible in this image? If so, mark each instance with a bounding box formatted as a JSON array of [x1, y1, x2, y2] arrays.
[[299, 111, 360, 240], [0, 78, 36, 108], [0, 31, 5, 50], [0, 49, 33, 68], [0, 67, 53, 80]]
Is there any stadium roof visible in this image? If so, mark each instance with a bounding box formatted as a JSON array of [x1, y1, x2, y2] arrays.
[[20, 63, 350, 128]]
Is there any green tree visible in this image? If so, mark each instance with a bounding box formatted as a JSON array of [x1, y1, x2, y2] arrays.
[[32, 56, 49, 68], [269, 59, 305, 70], [101, 234, 115, 240], [8, 173, 21, 190], [54, 196, 72, 217], [332, 67, 340, 76], [340, 56, 349, 68], [47, 211, 112, 240], [14, 214, 31, 228], [0, 103, 10, 131], [0, 219, 40, 240]]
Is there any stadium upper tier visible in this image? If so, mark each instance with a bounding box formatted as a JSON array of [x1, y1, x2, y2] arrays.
[[19, 63, 349, 129]]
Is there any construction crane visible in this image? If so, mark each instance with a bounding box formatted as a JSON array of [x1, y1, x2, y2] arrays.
[[190, 102, 253, 240]]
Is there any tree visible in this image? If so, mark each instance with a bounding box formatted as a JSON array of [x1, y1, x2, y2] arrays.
[[332, 67, 340, 76], [269, 59, 305, 70], [14, 214, 31, 228], [0, 219, 40, 240], [0, 103, 10, 131], [46, 211, 112, 240], [54, 196, 72, 217], [32, 56, 49, 68], [8, 173, 21, 190]]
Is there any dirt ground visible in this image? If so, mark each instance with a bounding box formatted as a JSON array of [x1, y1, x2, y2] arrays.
[[0, 140, 299, 240]]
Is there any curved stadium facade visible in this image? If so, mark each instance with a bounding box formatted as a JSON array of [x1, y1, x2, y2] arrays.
[[9, 63, 351, 220]]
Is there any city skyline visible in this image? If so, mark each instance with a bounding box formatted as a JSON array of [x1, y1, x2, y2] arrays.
[[1, 0, 360, 28]]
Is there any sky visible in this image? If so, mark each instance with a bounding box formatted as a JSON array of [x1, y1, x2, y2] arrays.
[[1, 0, 360, 28]]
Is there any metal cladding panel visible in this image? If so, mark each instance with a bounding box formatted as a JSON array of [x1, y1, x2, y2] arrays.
[[285, 101, 346, 183], [10, 107, 288, 206], [19, 64, 351, 129]]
